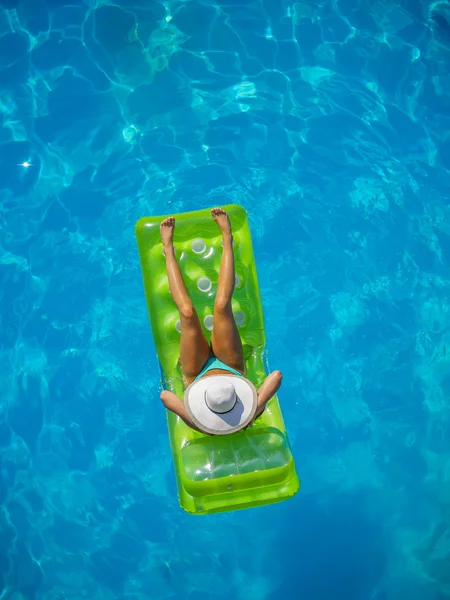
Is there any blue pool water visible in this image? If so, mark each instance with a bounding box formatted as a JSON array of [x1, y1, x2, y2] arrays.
[[1, 0, 450, 598]]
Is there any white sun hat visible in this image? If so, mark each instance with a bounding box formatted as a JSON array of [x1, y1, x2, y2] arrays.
[[184, 375, 258, 435]]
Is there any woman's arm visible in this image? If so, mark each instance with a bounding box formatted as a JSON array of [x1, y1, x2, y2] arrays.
[[251, 370, 283, 425], [160, 390, 203, 433]]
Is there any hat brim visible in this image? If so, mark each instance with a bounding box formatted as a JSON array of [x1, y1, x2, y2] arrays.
[[184, 375, 258, 435]]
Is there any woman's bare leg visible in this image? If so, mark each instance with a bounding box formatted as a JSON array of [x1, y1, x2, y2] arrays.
[[210, 208, 245, 372], [160, 217, 210, 383]]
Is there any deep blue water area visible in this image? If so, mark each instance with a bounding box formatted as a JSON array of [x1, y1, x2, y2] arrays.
[[1, 0, 450, 599]]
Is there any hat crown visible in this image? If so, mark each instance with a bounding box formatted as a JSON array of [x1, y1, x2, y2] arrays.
[[205, 380, 236, 414]]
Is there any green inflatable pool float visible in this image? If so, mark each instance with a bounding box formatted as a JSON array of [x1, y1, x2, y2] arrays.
[[135, 204, 300, 514]]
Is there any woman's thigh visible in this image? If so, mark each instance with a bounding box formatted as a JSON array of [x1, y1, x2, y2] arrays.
[[210, 305, 245, 372], [179, 309, 211, 382]]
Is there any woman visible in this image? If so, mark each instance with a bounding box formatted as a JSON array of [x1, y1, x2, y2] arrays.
[[159, 207, 283, 435]]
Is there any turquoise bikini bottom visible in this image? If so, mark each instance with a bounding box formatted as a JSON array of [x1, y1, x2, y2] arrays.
[[194, 356, 244, 381]]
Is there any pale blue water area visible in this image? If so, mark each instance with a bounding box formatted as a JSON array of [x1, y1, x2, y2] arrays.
[[1, 0, 450, 598]]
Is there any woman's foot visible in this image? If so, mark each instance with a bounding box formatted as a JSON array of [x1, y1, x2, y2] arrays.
[[211, 207, 232, 237], [160, 216, 175, 248]]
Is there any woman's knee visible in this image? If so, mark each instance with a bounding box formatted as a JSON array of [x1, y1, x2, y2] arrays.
[[214, 295, 232, 313], [179, 302, 195, 319]]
